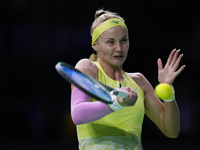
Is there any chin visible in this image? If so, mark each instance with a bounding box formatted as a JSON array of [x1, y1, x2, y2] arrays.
[[114, 61, 124, 67]]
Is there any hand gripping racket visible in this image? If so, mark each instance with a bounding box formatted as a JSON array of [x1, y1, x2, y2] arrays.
[[55, 62, 129, 104]]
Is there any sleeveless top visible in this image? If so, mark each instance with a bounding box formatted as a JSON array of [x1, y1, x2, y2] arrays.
[[76, 61, 145, 140]]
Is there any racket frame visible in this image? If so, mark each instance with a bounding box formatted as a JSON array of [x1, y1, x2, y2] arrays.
[[55, 62, 114, 104]]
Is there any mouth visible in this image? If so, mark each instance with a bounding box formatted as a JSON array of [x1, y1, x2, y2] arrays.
[[114, 55, 123, 59]]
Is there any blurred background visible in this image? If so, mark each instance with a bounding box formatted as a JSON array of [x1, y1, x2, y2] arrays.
[[0, 0, 200, 149]]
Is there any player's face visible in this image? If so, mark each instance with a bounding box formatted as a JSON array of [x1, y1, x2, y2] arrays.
[[93, 26, 129, 68]]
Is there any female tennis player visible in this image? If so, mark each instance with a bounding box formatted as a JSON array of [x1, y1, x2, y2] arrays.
[[71, 9, 185, 150]]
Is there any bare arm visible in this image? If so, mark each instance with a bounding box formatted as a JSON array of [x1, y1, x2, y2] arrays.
[[143, 76, 180, 138], [132, 49, 185, 138], [155, 49, 185, 137]]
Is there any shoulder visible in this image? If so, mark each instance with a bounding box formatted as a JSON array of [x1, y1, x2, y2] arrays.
[[126, 72, 152, 93], [75, 59, 98, 71], [75, 59, 98, 79], [126, 72, 146, 83]]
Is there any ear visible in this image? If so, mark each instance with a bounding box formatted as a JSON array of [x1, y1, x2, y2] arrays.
[[92, 42, 97, 51]]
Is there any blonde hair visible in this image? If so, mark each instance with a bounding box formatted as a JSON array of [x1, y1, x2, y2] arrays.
[[89, 9, 125, 61]]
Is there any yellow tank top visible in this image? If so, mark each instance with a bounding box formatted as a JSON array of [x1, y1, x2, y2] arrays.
[[76, 62, 145, 140]]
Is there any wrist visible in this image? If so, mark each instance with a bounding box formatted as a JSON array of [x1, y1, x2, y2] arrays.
[[162, 85, 175, 102], [108, 96, 125, 111]]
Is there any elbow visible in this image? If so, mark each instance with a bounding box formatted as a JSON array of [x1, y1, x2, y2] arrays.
[[165, 130, 180, 138], [163, 122, 180, 138], [71, 113, 82, 125], [167, 134, 179, 139], [71, 109, 86, 125], [170, 131, 180, 139], [72, 117, 85, 125], [72, 118, 81, 126]]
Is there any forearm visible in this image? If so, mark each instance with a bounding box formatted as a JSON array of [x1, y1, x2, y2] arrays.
[[71, 88, 113, 125], [162, 100, 180, 138]]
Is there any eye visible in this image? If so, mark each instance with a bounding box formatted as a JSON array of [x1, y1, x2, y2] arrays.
[[121, 38, 128, 43], [107, 40, 115, 44]]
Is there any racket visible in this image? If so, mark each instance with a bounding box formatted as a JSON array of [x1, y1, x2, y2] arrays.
[[55, 62, 129, 104]]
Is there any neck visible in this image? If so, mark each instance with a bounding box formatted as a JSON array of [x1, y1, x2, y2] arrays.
[[98, 60, 124, 81]]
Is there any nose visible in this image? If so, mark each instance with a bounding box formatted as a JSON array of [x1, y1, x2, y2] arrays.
[[116, 42, 122, 52]]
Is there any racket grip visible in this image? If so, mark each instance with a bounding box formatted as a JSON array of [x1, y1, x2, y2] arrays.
[[112, 88, 129, 98]]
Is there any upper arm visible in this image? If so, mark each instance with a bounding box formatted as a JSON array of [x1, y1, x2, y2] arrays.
[[71, 59, 98, 91], [128, 73, 164, 128]]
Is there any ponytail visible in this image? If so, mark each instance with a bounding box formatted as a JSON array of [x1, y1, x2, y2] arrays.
[[89, 50, 98, 61], [89, 53, 98, 61]]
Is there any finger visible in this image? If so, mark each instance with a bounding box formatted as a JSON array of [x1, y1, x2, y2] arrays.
[[157, 58, 163, 72], [172, 53, 183, 71], [130, 88, 137, 94], [171, 49, 180, 67], [128, 91, 138, 104], [129, 88, 137, 95], [175, 65, 186, 77], [121, 87, 132, 92], [132, 90, 138, 97], [166, 48, 176, 66]]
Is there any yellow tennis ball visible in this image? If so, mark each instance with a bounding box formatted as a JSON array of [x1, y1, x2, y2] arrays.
[[155, 83, 173, 100]]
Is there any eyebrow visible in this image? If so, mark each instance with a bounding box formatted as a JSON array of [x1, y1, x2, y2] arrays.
[[106, 35, 128, 40]]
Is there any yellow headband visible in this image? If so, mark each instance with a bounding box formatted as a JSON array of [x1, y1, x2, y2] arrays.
[[92, 18, 127, 45]]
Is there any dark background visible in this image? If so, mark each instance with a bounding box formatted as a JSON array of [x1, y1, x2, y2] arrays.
[[1, 0, 200, 149]]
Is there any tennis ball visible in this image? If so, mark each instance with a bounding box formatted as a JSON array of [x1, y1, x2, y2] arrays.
[[155, 83, 173, 100]]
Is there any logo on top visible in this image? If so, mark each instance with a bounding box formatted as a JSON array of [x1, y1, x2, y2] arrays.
[[110, 20, 121, 24]]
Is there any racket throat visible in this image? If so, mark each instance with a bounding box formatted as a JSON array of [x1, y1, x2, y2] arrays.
[[112, 90, 120, 96], [111, 89, 129, 99]]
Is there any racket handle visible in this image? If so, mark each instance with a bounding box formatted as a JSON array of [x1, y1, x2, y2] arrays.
[[112, 88, 129, 98]]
